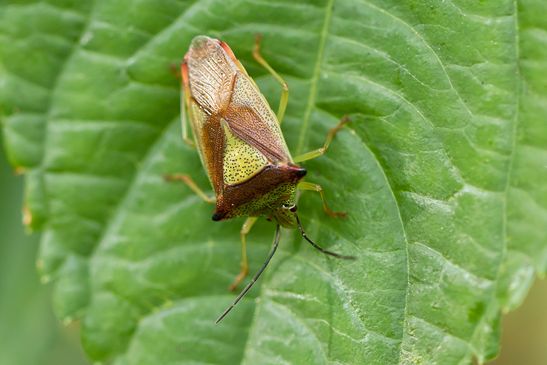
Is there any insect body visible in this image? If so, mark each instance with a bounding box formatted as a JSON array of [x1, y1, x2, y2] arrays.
[[169, 35, 354, 323]]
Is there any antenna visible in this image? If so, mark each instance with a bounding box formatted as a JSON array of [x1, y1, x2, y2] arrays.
[[216, 224, 281, 324], [294, 212, 355, 260]]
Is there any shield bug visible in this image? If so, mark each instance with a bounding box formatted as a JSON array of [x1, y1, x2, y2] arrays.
[[166, 35, 355, 323]]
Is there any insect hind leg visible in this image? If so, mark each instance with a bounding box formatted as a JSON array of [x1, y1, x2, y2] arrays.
[[252, 34, 289, 124]]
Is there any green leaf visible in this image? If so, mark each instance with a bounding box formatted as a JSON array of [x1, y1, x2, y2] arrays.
[[1, 0, 546, 364]]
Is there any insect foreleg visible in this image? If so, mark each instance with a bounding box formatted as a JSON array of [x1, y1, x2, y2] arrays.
[[229, 216, 258, 291], [297, 181, 346, 218]]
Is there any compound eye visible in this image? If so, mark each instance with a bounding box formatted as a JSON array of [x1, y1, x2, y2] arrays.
[[282, 203, 296, 211]]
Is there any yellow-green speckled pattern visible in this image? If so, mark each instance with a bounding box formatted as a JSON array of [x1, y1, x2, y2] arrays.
[[230, 183, 297, 223], [221, 120, 268, 185]]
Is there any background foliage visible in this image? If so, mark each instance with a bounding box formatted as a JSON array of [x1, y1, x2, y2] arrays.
[[0, 0, 546, 364], [0, 138, 89, 365]]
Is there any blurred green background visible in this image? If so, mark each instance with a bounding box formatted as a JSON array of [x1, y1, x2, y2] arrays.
[[0, 135, 545, 365], [0, 137, 89, 365]]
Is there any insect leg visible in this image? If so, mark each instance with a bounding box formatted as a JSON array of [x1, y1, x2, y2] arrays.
[[293, 115, 350, 163], [252, 34, 289, 124], [216, 224, 281, 324], [297, 181, 346, 218], [229, 216, 258, 291], [180, 92, 195, 147], [164, 174, 215, 204]]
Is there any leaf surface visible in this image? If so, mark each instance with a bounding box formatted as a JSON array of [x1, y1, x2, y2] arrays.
[[1, 0, 546, 364]]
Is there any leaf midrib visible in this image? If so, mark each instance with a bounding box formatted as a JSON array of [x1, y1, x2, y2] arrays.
[[295, 0, 334, 156], [242, 0, 414, 362]]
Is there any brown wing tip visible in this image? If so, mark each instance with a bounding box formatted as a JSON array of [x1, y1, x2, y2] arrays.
[[212, 212, 225, 221], [287, 165, 306, 180], [294, 167, 307, 178]]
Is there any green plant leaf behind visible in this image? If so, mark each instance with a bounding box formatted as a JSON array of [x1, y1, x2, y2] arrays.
[[1, 0, 546, 364]]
